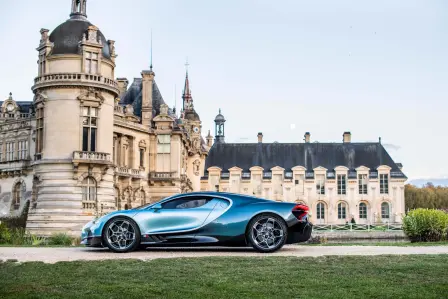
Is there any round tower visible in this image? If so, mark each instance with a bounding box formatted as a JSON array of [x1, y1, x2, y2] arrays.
[[27, 0, 119, 236]]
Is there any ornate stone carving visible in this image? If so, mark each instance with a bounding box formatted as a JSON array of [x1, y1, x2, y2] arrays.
[[87, 26, 99, 43], [77, 88, 105, 106], [125, 104, 134, 115], [39, 29, 50, 45], [193, 160, 200, 176], [193, 138, 201, 151], [139, 140, 147, 148]]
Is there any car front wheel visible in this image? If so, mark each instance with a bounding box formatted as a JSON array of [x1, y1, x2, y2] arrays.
[[247, 214, 287, 253], [102, 217, 141, 253]]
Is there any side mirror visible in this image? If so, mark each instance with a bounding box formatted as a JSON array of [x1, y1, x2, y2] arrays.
[[152, 203, 162, 210]]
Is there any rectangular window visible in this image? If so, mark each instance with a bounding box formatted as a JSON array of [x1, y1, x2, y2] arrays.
[[156, 135, 171, 172], [36, 107, 44, 157], [337, 174, 346, 195], [82, 107, 98, 152], [18, 140, 28, 160], [39, 53, 46, 76], [358, 174, 368, 195], [139, 148, 144, 167], [6, 142, 15, 161], [316, 174, 325, 195], [380, 174, 389, 194], [0, 143, 2, 162], [157, 135, 171, 153], [85, 52, 99, 74]]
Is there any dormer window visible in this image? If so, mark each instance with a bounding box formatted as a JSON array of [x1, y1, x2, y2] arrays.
[[85, 51, 98, 74], [39, 52, 46, 76]]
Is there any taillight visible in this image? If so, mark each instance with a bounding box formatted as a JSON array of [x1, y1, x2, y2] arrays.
[[292, 204, 309, 221]]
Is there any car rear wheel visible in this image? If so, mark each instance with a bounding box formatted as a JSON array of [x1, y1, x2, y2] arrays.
[[102, 217, 141, 253], [247, 214, 287, 253]]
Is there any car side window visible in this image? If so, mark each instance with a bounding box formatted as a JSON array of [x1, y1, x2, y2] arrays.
[[161, 197, 211, 209]]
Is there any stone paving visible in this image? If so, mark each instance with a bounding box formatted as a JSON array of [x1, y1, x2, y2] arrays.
[[1, 245, 447, 264]]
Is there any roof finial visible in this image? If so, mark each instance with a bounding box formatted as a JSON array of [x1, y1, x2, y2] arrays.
[[185, 57, 189, 75], [174, 84, 177, 117], [219, 108, 221, 114], [150, 29, 153, 71]]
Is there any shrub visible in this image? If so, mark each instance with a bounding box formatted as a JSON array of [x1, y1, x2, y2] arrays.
[[0, 222, 12, 244], [48, 233, 73, 246], [402, 209, 448, 242], [0, 200, 30, 229]]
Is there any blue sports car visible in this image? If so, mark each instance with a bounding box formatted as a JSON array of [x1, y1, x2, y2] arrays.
[[81, 192, 313, 253]]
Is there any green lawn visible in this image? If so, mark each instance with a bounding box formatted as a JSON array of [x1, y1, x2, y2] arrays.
[[1, 255, 447, 299]]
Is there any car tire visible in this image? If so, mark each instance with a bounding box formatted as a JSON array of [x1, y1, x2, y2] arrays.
[[246, 213, 288, 253], [102, 217, 141, 253]]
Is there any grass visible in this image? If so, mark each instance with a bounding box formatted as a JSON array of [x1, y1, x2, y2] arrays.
[[0, 255, 447, 299], [304, 241, 448, 247]]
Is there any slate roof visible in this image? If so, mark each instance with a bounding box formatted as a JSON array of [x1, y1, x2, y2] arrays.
[[204, 142, 407, 178], [49, 17, 111, 59], [119, 78, 175, 119]]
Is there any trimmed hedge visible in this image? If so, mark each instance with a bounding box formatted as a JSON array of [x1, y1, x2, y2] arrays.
[[0, 200, 30, 229], [402, 208, 448, 242]]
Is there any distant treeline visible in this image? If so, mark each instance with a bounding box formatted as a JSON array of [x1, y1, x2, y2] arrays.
[[405, 183, 448, 211]]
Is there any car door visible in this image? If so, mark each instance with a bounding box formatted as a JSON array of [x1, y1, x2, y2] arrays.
[[136, 196, 219, 235]]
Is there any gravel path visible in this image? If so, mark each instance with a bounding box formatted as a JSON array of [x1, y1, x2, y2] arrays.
[[1, 245, 447, 264]]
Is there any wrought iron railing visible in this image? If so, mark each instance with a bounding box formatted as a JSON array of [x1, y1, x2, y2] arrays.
[[312, 223, 403, 231]]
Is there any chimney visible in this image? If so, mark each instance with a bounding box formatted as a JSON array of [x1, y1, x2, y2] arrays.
[[257, 132, 263, 143], [116, 78, 129, 95], [304, 132, 310, 143], [206, 130, 213, 147], [343, 132, 351, 143], [141, 70, 155, 127]]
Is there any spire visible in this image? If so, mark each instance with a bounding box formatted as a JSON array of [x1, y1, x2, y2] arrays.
[[182, 59, 192, 110], [70, 0, 87, 18], [150, 29, 153, 71]]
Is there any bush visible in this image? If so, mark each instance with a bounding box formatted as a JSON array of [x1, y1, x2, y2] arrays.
[[47, 233, 73, 246], [0, 200, 30, 229], [403, 209, 448, 242]]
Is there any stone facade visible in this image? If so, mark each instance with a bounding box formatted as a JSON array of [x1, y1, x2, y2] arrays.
[[201, 119, 407, 225], [0, 1, 209, 235]]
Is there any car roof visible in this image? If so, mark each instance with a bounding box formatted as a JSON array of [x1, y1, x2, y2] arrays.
[[176, 191, 269, 202]]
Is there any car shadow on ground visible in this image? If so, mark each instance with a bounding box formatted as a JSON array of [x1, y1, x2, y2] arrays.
[[81, 245, 298, 253]]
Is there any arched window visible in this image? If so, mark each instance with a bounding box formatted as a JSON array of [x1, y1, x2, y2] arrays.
[[12, 182, 23, 210], [316, 202, 325, 219], [359, 202, 367, 219], [337, 202, 347, 219], [82, 177, 97, 211], [381, 202, 390, 219]]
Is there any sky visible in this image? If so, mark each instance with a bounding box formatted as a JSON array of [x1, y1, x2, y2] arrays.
[[0, 0, 447, 181]]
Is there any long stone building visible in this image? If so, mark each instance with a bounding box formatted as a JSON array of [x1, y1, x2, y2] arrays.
[[0, 1, 210, 235], [201, 114, 407, 225], [0, 0, 407, 235]]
